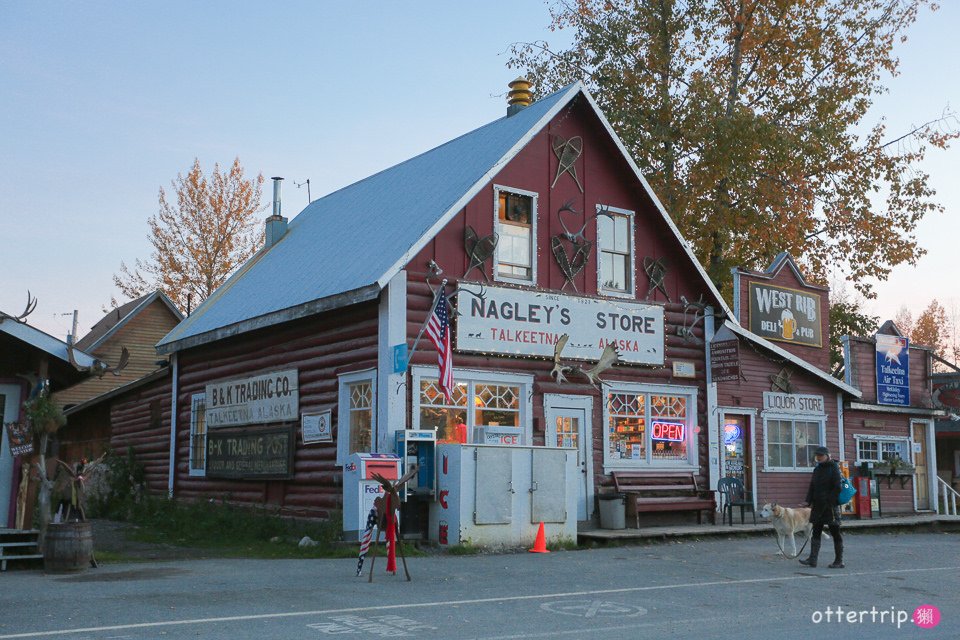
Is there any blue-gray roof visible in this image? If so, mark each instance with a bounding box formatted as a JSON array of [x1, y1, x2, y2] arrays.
[[157, 83, 582, 352]]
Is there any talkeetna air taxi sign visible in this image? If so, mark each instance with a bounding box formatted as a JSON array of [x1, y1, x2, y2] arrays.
[[748, 282, 822, 348], [876, 334, 910, 407], [455, 284, 664, 365]]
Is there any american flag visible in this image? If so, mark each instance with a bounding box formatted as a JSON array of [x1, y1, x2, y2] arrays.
[[355, 506, 378, 577], [425, 294, 454, 401]]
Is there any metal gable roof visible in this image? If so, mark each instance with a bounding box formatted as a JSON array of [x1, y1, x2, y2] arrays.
[[157, 83, 581, 352]]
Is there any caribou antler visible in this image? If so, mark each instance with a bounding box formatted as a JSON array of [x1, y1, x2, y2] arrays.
[[1, 291, 38, 323]]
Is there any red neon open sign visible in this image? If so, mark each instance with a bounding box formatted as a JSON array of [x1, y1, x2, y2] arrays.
[[652, 421, 685, 442]]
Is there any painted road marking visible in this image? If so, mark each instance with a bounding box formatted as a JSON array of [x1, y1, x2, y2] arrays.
[[1, 565, 957, 639], [540, 600, 646, 618], [307, 614, 436, 636]]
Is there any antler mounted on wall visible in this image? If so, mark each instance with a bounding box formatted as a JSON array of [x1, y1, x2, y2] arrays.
[[677, 294, 707, 345], [550, 333, 621, 389], [67, 342, 130, 379], [0, 291, 38, 323]]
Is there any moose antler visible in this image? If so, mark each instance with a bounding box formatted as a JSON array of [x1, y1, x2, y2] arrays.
[[67, 341, 130, 379], [550, 333, 574, 384], [1, 291, 38, 323], [577, 344, 621, 388]]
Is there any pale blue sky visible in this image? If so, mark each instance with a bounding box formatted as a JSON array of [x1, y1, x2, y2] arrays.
[[1, 1, 957, 339]]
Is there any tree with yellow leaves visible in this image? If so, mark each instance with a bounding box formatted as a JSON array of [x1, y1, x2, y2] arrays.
[[112, 158, 264, 312], [509, 0, 956, 297]]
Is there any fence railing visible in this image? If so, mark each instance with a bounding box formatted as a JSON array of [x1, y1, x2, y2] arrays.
[[937, 477, 959, 516]]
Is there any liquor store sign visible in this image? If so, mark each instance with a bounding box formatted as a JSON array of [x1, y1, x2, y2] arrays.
[[456, 284, 664, 365], [206, 425, 295, 479], [205, 369, 299, 428]]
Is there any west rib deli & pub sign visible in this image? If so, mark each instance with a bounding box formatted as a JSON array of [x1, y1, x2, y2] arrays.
[[748, 282, 822, 348]]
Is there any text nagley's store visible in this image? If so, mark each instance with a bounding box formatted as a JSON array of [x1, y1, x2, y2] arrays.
[[154, 81, 734, 545]]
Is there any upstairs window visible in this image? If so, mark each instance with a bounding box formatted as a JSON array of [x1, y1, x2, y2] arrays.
[[494, 185, 537, 283], [597, 205, 635, 296]]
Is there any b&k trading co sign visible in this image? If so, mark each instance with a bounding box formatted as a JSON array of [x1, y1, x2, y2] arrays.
[[205, 369, 299, 428], [455, 284, 664, 365]]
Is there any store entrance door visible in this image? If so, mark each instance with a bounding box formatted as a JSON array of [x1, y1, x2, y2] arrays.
[[544, 395, 593, 521], [912, 420, 931, 510], [721, 413, 752, 494]]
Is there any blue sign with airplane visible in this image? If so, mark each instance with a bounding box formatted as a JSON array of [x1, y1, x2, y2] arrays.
[[876, 334, 910, 406]]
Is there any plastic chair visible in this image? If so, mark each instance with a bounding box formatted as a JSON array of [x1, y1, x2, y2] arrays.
[[717, 477, 756, 526]]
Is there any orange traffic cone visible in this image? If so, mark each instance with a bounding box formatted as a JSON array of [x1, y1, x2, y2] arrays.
[[529, 522, 549, 553]]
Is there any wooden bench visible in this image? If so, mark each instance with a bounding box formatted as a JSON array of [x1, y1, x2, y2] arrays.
[[612, 471, 716, 527]]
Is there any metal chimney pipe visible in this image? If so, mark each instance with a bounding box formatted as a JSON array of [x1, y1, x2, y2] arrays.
[[265, 176, 288, 248], [271, 176, 283, 217]]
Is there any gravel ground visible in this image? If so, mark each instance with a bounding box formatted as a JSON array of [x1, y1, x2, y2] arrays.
[[90, 518, 218, 561]]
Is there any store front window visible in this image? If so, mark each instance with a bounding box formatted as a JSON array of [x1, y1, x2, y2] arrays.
[[603, 383, 697, 468], [764, 418, 824, 470], [413, 368, 531, 445]]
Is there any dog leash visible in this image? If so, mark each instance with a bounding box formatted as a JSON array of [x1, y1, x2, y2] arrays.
[[774, 533, 810, 559]]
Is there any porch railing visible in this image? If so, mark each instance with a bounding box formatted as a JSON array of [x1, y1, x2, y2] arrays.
[[937, 476, 960, 516]]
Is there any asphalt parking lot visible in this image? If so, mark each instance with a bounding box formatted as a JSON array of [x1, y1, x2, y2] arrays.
[[1, 530, 957, 640]]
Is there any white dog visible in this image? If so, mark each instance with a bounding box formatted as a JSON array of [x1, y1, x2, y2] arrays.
[[760, 503, 828, 557]]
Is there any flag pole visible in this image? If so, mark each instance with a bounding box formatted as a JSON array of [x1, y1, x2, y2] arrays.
[[406, 278, 448, 367]]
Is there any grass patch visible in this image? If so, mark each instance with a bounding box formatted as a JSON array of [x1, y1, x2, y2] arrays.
[[107, 496, 426, 560], [445, 542, 484, 555]]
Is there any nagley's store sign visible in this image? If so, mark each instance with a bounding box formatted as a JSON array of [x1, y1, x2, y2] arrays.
[[205, 369, 299, 428], [749, 282, 822, 348], [456, 283, 664, 365]]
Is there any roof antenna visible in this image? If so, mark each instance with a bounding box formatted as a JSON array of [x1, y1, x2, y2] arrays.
[[294, 179, 312, 204]]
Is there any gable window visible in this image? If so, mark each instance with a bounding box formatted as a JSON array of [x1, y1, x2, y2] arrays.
[[597, 205, 635, 296], [412, 367, 532, 445], [337, 370, 377, 465], [764, 418, 825, 471], [602, 382, 698, 469], [188, 394, 207, 476], [494, 185, 537, 283]]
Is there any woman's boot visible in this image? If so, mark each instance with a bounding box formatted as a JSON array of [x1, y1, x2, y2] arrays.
[[829, 535, 844, 568], [799, 538, 820, 567]]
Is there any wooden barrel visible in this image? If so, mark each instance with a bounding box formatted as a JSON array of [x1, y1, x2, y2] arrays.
[[44, 521, 93, 573]]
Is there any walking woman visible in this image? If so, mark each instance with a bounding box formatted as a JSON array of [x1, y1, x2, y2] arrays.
[[799, 446, 844, 568]]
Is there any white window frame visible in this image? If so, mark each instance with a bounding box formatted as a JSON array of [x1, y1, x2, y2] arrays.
[[493, 184, 538, 285], [595, 204, 636, 298], [762, 413, 826, 472], [601, 381, 699, 472], [853, 434, 911, 465], [411, 366, 534, 445], [336, 369, 378, 466], [188, 393, 207, 477]]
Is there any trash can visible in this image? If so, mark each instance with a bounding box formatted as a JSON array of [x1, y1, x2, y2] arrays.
[[598, 493, 626, 529]]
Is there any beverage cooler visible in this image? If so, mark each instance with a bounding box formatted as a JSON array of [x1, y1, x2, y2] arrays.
[[429, 443, 578, 547], [342, 453, 402, 540]]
